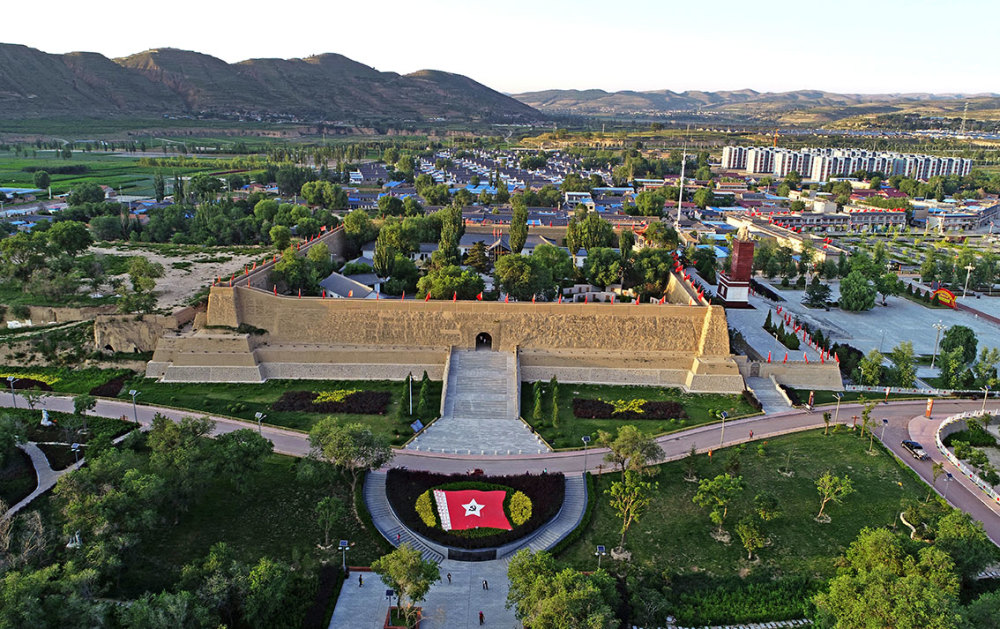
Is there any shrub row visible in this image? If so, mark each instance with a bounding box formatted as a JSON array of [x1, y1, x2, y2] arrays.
[[385, 469, 564, 549], [272, 390, 391, 414], [668, 574, 818, 625], [571, 398, 685, 420]]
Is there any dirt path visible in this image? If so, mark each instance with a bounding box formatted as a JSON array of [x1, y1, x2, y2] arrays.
[[90, 245, 265, 310]]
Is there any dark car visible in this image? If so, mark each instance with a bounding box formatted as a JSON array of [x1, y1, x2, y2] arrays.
[[901, 440, 928, 460]]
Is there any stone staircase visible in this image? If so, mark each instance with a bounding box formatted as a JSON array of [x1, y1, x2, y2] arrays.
[[364, 472, 445, 563], [745, 376, 792, 414], [497, 473, 588, 559], [408, 349, 548, 454]]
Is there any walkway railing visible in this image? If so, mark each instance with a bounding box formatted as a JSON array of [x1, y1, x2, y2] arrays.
[[935, 411, 1000, 507]]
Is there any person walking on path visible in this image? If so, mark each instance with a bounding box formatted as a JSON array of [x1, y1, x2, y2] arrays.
[[479, 611, 485, 625], [482, 579, 489, 590], [358, 574, 363, 587], [446, 573, 452, 584], [749, 430, 754, 439]]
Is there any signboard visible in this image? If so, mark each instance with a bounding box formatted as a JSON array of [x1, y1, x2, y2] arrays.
[[409, 420, 424, 433], [932, 288, 957, 309]]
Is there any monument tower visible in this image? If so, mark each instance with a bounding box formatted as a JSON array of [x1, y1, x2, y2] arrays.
[[717, 226, 753, 307]]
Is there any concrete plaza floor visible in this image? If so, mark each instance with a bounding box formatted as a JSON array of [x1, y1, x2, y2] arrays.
[[329, 559, 518, 628], [743, 280, 1000, 356]]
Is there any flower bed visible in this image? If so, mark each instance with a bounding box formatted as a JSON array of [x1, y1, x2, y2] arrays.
[[0, 375, 54, 391], [272, 390, 391, 414], [571, 398, 686, 420], [385, 469, 564, 549], [89, 375, 129, 397]]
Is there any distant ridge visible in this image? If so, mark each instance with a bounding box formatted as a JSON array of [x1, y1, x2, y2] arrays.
[[0, 43, 541, 122], [512, 87, 1000, 125]]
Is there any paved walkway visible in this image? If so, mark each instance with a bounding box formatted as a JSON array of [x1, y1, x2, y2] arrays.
[[3, 442, 84, 520], [408, 350, 548, 455], [745, 376, 792, 415]]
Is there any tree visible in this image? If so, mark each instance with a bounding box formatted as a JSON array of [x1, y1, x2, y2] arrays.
[[377, 195, 404, 217], [32, 171, 50, 190], [370, 543, 440, 624], [934, 510, 996, 584], [753, 491, 780, 522], [814, 528, 961, 629], [804, 275, 832, 308], [839, 270, 876, 312], [606, 470, 656, 550], [119, 590, 212, 628], [583, 247, 622, 289], [598, 425, 664, 479], [858, 349, 883, 386], [244, 557, 314, 629], [148, 414, 215, 513], [692, 474, 743, 532], [0, 416, 24, 468], [464, 241, 491, 274], [417, 265, 484, 300], [213, 429, 273, 493], [308, 420, 392, 517], [633, 190, 666, 216], [46, 221, 92, 256], [510, 204, 528, 254], [888, 341, 916, 388], [875, 270, 902, 306], [506, 549, 618, 629], [72, 395, 97, 432], [373, 229, 396, 278], [343, 210, 378, 250], [494, 254, 553, 301], [693, 187, 715, 209], [315, 496, 346, 547], [269, 225, 291, 250], [815, 472, 854, 520], [90, 215, 123, 241], [416, 371, 431, 418], [941, 325, 978, 365], [153, 173, 165, 202], [67, 182, 105, 206], [735, 517, 765, 560]]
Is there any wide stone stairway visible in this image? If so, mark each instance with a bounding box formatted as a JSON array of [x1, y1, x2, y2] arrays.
[[407, 349, 549, 454]]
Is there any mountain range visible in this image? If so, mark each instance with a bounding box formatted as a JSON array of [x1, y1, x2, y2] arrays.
[[0, 43, 540, 122], [512, 88, 1000, 126]]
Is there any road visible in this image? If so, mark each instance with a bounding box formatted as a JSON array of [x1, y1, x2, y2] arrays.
[[4, 392, 999, 544]]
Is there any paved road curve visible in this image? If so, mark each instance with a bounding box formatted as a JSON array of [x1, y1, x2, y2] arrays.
[[3, 393, 999, 544]]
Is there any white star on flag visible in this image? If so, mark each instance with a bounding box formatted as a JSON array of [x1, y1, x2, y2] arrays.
[[463, 499, 485, 517]]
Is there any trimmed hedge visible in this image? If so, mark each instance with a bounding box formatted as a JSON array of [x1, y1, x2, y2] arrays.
[[668, 574, 819, 625], [571, 398, 686, 420], [385, 469, 564, 549], [273, 390, 391, 414]]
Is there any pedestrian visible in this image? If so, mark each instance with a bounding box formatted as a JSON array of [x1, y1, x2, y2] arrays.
[[479, 611, 485, 625], [446, 572, 452, 584], [482, 579, 489, 590], [749, 430, 753, 439], [396, 533, 401, 543], [358, 574, 363, 587]]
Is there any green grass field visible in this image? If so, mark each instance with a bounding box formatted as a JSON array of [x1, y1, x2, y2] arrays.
[[521, 382, 758, 449], [787, 388, 934, 406], [0, 365, 134, 395], [558, 429, 929, 579], [119, 376, 441, 444]]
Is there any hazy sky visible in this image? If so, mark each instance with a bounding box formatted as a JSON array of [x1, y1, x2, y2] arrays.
[[5, 0, 998, 94]]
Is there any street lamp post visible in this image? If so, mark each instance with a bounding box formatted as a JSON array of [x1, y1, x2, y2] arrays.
[[7, 376, 18, 409], [880, 418, 888, 442], [833, 392, 843, 425], [128, 389, 140, 423], [981, 387, 990, 414], [338, 539, 351, 575], [408, 372, 413, 417], [879, 329, 886, 353], [582, 435, 591, 473], [943, 472, 953, 502], [71, 443, 80, 464], [254, 412, 266, 435], [718, 411, 728, 448], [963, 264, 976, 298], [594, 545, 606, 570], [930, 321, 946, 369]]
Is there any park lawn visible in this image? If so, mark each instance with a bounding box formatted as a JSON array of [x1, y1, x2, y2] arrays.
[[521, 382, 758, 449], [0, 448, 37, 505], [118, 376, 442, 445], [115, 453, 386, 598], [0, 365, 134, 395], [557, 429, 929, 580]]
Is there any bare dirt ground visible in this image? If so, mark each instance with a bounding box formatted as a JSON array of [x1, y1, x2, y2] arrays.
[[90, 245, 265, 311]]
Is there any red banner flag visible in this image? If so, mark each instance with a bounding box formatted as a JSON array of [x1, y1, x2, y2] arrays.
[[273, 285, 277, 295], [432, 489, 511, 531], [558, 294, 562, 304], [298, 288, 301, 299], [453, 291, 457, 302], [634, 296, 639, 305], [476, 292, 483, 301], [531, 295, 535, 303], [610, 294, 615, 304], [804, 352, 808, 363], [659, 296, 666, 305], [348, 290, 353, 297], [425, 293, 431, 302], [505, 294, 509, 303], [401, 291, 405, 300], [584, 294, 588, 304], [767, 351, 772, 363], [322, 290, 326, 299], [783, 352, 788, 363]]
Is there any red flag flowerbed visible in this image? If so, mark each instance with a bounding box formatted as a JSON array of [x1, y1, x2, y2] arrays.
[[385, 469, 564, 549], [571, 398, 686, 420], [272, 390, 391, 414]]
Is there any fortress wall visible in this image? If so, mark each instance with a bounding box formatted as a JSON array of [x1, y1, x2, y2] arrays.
[[208, 287, 731, 358]]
